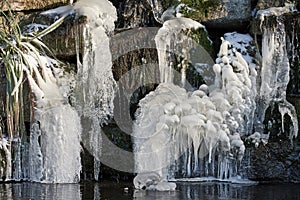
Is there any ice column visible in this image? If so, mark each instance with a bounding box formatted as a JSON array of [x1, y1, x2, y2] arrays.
[[73, 0, 117, 179], [256, 7, 298, 140]]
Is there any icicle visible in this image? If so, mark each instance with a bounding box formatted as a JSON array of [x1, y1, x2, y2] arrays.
[[94, 159, 100, 181], [147, 0, 164, 23], [1, 138, 12, 180]]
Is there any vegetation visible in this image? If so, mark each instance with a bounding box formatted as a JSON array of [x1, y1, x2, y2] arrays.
[[0, 1, 68, 179], [161, 0, 221, 21], [180, 0, 220, 20]]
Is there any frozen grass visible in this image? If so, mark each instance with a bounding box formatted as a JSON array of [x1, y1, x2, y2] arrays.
[[0, 1, 69, 180]]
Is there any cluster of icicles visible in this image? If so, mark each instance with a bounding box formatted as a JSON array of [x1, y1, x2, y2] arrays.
[[134, 26, 257, 180], [0, 0, 117, 183]]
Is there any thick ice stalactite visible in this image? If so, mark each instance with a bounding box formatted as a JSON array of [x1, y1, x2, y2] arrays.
[[73, 0, 117, 176], [26, 56, 81, 183], [256, 7, 298, 140], [134, 34, 256, 180], [74, 0, 117, 124]]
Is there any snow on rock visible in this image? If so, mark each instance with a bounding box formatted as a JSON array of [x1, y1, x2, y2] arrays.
[[224, 32, 255, 65], [40, 5, 75, 17], [23, 24, 49, 34], [256, 6, 294, 23]]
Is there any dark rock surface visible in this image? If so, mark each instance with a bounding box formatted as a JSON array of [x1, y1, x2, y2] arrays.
[[244, 137, 300, 182], [1, 0, 68, 11]]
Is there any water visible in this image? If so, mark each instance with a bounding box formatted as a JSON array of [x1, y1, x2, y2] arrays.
[[0, 182, 299, 200]]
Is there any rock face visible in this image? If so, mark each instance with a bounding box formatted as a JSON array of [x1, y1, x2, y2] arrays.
[[286, 14, 300, 96], [245, 138, 300, 182], [111, 0, 160, 29], [202, 0, 252, 29], [41, 16, 83, 60], [1, 0, 68, 11], [256, 0, 296, 10], [244, 4, 300, 182], [161, 0, 252, 29]]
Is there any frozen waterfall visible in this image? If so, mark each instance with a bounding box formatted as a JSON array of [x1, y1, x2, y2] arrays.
[[133, 8, 299, 181], [134, 18, 257, 180], [8, 0, 118, 183], [155, 17, 214, 87], [73, 0, 117, 181], [26, 56, 81, 183], [256, 7, 298, 140]]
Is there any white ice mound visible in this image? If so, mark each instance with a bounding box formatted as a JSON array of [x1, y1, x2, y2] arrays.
[[133, 172, 176, 191], [74, 0, 117, 32]]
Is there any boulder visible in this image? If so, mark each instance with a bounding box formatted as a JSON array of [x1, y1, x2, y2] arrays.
[[202, 0, 252, 29], [1, 0, 68, 11], [172, 0, 252, 29], [256, 0, 295, 10]]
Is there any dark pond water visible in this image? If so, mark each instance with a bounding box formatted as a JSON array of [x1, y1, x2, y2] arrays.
[[0, 181, 299, 200]]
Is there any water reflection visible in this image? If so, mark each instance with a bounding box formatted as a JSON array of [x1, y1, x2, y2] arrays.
[[0, 181, 299, 200], [0, 183, 81, 200]]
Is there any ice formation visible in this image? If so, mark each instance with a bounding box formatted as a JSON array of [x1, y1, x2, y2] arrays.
[[155, 17, 214, 87], [73, 0, 117, 123], [24, 55, 81, 183], [147, 0, 164, 23], [0, 0, 118, 183], [134, 6, 299, 181], [134, 30, 257, 180], [0, 138, 11, 180], [73, 0, 117, 179], [256, 7, 298, 140], [133, 172, 176, 191]]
